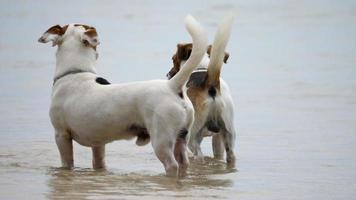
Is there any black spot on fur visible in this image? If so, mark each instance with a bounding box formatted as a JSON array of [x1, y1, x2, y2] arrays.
[[206, 120, 220, 133], [129, 124, 148, 136], [226, 147, 230, 152], [208, 86, 217, 98], [178, 91, 183, 99], [137, 132, 150, 140], [129, 124, 150, 146], [96, 77, 110, 85], [178, 129, 188, 139]]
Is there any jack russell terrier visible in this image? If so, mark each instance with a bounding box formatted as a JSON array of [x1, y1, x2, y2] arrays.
[[38, 15, 208, 177], [167, 16, 236, 167]]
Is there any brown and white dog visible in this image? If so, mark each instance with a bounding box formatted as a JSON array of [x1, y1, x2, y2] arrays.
[[38, 15, 208, 177], [167, 16, 236, 167]]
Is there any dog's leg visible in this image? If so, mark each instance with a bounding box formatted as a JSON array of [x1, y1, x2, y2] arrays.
[[55, 130, 74, 169], [92, 146, 106, 170], [212, 133, 225, 160], [221, 128, 236, 168], [151, 131, 178, 177], [189, 130, 204, 163], [174, 135, 189, 177]]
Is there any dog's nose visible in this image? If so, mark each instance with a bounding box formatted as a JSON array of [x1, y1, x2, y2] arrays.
[[38, 37, 45, 43], [166, 72, 171, 79]]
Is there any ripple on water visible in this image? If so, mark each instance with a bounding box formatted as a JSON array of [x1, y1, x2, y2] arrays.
[[44, 157, 237, 200]]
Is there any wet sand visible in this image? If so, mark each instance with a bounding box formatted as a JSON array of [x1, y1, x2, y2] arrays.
[[1, 0, 356, 199]]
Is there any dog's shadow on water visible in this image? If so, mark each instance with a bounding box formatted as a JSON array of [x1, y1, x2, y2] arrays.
[[45, 157, 237, 199]]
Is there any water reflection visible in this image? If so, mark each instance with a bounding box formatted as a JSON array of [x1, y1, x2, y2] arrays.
[[46, 157, 236, 199]]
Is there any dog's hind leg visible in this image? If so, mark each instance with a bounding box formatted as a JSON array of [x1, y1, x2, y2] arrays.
[[55, 130, 74, 169], [151, 130, 178, 177], [221, 126, 236, 168], [220, 104, 237, 168], [189, 130, 204, 163], [92, 146, 106, 170], [212, 134, 225, 160], [174, 129, 190, 177]]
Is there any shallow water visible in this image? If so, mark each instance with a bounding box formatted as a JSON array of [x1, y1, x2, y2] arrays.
[[1, 0, 356, 199]]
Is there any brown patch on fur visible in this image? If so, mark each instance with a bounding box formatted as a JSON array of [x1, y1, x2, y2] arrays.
[[74, 24, 93, 30], [206, 44, 230, 89], [167, 43, 193, 79], [168, 43, 229, 79], [45, 24, 68, 36], [84, 28, 98, 38], [177, 43, 192, 60], [62, 25, 69, 34], [85, 28, 98, 50], [73, 24, 98, 38], [187, 86, 209, 116], [207, 45, 230, 63], [73, 25, 99, 51]]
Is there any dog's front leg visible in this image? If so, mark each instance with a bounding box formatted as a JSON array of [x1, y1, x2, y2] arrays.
[[55, 130, 74, 169], [92, 146, 106, 170]]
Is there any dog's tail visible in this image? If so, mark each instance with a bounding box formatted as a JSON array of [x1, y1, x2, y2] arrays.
[[169, 15, 208, 91], [207, 15, 234, 88]]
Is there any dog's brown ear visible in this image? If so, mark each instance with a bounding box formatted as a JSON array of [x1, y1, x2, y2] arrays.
[[38, 24, 68, 47], [167, 54, 179, 79], [207, 45, 230, 63], [167, 43, 193, 79], [223, 52, 230, 63], [176, 43, 193, 60], [81, 27, 100, 49]]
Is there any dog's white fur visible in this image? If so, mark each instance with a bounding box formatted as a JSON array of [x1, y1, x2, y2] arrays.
[[170, 15, 236, 166], [38, 15, 208, 177]]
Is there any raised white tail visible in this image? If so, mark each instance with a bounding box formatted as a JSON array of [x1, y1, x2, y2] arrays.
[[207, 15, 234, 88], [169, 15, 208, 91]]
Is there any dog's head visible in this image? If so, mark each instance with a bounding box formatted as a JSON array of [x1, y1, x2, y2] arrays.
[[167, 43, 229, 79], [38, 24, 100, 51]]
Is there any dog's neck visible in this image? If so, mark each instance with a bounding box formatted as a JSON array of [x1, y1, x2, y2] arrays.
[[54, 37, 97, 81]]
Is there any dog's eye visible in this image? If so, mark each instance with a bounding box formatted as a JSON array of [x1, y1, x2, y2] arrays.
[[83, 39, 89, 46]]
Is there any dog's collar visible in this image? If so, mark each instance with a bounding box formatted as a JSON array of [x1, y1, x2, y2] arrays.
[[187, 68, 208, 87], [192, 67, 208, 73], [53, 69, 95, 85]]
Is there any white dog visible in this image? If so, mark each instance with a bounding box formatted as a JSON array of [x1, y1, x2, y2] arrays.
[[166, 16, 236, 167], [38, 15, 208, 177]]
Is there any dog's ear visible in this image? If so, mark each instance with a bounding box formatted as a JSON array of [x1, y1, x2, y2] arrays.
[[207, 45, 230, 63], [176, 43, 193, 60], [38, 25, 68, 47], [81, 27, 100, 49], [167, 54, 179, 79], [166, 43, 193, 79], [223, 52, 230, 63]]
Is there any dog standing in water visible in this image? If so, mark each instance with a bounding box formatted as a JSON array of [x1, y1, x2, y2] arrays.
[[38, 15, 208, 177], [167, 16, 236, 167]]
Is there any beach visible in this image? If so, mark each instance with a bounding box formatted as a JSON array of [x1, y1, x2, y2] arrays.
[[0, 0, 356, 199]]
